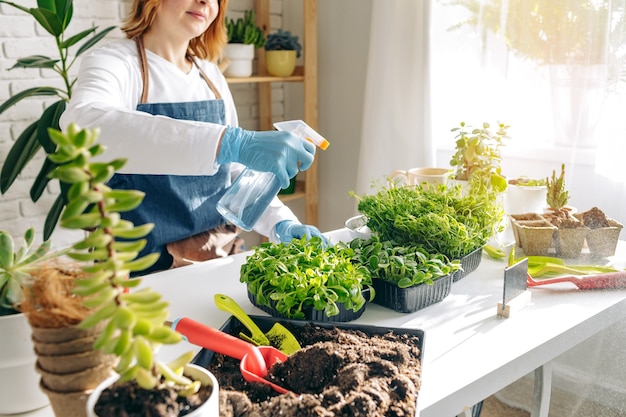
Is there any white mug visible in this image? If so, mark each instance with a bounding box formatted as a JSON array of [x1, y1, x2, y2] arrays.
[[389, 167, 450, 187]]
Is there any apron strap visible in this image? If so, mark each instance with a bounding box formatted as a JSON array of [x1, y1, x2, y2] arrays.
[[135, 37, 222, 102], [135, 37, 150, 104]]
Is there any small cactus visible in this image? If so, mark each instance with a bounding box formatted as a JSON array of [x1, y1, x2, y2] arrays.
[[546, 163, 570, 211]]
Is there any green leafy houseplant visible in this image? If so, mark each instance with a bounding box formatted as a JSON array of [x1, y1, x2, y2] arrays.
[[225, 9, 265, 48], [449, 121, 510, 193], [0, 0, 115, 240], [240, 236, 374, 319], [265, 28, 302, 58], [353, 182, 504, 259]]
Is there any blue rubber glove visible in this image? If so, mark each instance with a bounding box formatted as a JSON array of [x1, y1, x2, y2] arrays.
[[218, 126, 316, 188], [275, 220, 329, 246]]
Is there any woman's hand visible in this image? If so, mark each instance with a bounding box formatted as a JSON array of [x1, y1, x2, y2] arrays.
[[218, 127, 315, 188]]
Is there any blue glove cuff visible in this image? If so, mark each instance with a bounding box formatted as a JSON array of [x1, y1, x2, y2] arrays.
[[274, 220, 295, 242], [217, 126, 253, 165]]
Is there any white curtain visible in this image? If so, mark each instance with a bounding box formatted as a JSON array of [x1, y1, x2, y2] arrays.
[[355, 0, 432, 196]]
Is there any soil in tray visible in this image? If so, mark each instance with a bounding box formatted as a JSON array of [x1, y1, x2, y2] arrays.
[[203, 322, 422, 417]]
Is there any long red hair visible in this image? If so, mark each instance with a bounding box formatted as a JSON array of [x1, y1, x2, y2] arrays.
[[121, 0, 229, 61]]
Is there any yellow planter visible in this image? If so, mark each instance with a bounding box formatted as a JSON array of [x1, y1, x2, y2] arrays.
[[265, 50, 297, 77]]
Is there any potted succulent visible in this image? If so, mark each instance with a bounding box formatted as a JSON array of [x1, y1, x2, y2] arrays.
[[264, 28, 302, 77], [223, 10, 265, 77], [0, 0, 115, 240], [41, 124, 219, 417]]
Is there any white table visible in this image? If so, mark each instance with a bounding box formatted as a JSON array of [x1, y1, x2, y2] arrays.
[[12, 230, 626, 417]]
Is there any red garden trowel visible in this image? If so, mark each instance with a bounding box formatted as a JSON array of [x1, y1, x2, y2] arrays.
[[170, 317, 292, 394], [526, 270, 626, 289], [214, 294, 301, 354]]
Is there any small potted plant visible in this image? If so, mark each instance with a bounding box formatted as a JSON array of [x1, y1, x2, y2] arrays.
[[449, 121, 510, 194], [240, 236, 373, 322], [264, 28, 302, 77], [223, 10, 265, 77], [505, 176, 547, 215]]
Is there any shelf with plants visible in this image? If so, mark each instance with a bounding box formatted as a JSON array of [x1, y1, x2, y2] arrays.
[[225, 0, 319, 226]]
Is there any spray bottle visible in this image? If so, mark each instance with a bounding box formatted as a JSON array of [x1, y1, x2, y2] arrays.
[[216, 120, 330, 231]]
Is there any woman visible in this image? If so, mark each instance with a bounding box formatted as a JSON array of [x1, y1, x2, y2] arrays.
[[60, 0, 325, 275]]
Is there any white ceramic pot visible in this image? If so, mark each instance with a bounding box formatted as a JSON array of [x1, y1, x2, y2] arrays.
[[505, 184, 547, 215], [0, 313, 49, 414], [223, 43, 255, 77], [86, 364, 219, 417]]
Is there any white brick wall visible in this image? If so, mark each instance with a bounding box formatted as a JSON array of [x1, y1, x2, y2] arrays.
[[0, 0, 285, 247]]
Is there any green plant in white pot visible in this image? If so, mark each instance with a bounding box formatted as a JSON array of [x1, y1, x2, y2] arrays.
[[264, 29, 302, 77], [0, 0, 115, 240], [223, 10, 265, 77], [41, 124, 219, 416]]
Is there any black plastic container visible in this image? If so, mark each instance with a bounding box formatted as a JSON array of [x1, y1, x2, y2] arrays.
[[247, 287, 369, 322], [193, 314, 425, 371], [452, 246, 483, 282], [371, 273, 453, 313]]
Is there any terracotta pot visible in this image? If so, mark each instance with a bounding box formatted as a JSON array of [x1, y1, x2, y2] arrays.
[[86, 364, 220, 417]]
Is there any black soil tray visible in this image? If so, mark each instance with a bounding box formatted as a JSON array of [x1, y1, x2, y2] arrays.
[[192, 315, 425, 416], [247, 287, 369, 322], [371, 273, 453, 313], [452, 246, 483, 282]]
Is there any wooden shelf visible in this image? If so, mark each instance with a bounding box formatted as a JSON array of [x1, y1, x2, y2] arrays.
[[225, 0, 318, 226], [278, 180, 306, 203]]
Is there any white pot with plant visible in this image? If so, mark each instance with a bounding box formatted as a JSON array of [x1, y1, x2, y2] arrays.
[[223, 10, 265, 77], [264, 29, 302, 77], [505, 176, 547, 215]]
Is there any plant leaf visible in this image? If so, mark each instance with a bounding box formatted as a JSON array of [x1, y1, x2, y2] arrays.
[[10, 55, 58, 70], [37, 100, 65, 152], [0, 121, 41, 194], [0, 87, 59, 115], [60, 27, 96, 49], [30, 7, 63, 37], [76, 26, 117, 56], [30, 157, 58, 202], [43, 192, 65, 240]]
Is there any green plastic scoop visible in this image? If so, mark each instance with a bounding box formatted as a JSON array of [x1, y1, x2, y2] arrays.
[[214, 294, 301, 355]]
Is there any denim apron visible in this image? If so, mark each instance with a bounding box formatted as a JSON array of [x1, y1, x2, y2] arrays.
[[107, 38, 242, 275]]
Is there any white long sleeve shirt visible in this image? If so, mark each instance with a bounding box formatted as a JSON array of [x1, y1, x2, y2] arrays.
[[60, 38, 297, 240]]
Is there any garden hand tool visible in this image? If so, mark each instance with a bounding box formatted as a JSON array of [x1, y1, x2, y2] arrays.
[[169, 317, 292, 394], [526, 270, 626, 290], [214, 294, 301, 354]]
